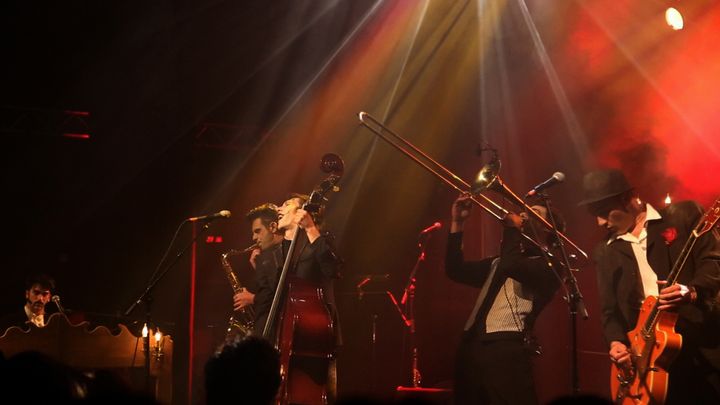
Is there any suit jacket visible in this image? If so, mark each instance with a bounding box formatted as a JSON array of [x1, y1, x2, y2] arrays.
[[445, 226, 560, 337], [252, 230, 342, 340], [595, 201, 720, 365], [0, 311, 31, 335]]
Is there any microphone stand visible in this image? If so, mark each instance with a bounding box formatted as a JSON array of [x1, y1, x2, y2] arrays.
[[123, 219, 216, 393], [535, 193, 588, 395], [399, 233, 431, 388]]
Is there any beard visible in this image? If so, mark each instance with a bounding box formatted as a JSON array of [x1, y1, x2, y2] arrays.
[[27, 299, 45, 314]]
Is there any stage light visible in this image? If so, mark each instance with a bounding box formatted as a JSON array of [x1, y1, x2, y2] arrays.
[[665, 7, 684, 30], [664, 193, 672, 205]]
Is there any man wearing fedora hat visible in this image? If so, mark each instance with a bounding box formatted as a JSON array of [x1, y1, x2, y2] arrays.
[[580, 168, 720, 403]]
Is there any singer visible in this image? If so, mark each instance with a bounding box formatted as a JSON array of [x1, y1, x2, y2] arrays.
[[0, 274, 56, 331], [250, 193, 343, 400], [446, 195, 565, 405], [252, 194, 342, 334]]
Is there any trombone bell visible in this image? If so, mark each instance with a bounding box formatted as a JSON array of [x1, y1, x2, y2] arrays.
[[472, 159, 502, 195]]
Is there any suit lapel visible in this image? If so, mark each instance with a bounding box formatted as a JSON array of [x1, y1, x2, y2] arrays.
[[647, 217, 672, 280], [608, 238, 635, 260], [604, 241, 647, 308]]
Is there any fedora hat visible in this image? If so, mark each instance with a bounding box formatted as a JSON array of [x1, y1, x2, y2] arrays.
[[578, 169, 633, 206]]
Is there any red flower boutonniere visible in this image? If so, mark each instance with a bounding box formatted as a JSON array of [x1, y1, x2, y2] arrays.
[[661, 227, 678, 245]]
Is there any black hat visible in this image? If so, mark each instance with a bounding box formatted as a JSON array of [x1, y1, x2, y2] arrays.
[[578, 169, 633, 206]]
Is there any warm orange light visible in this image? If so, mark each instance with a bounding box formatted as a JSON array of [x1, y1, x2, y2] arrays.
[[665, 7, 684, 30], [155, 329, 162, 343], [664, 193, 672, 205], [142, 323, 148, 338]]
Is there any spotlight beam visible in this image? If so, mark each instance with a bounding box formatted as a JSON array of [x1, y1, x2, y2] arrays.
[[344, 0, 432, 233], [382, 0, 471, 121], [517, 0, 590, 163], [210, 0, 386, 203]]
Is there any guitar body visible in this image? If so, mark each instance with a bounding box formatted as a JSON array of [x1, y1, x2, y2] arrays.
[[611, 296, 682, 404]]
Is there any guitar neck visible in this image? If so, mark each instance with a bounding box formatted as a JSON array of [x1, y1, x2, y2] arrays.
[[665, 233, 699, 288], [643, 209, 711, 333]]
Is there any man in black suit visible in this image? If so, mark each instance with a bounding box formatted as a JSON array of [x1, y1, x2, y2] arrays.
[[251, 194, 341, 336], [446, 195, 562, 405], [581, 168, 720, 403], [251, 194, 342, 400], [1, 274, 55, 332], [232, 203, 283, 313]]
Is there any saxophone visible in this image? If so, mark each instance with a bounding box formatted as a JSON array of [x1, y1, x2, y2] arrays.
[[221, 246, 256, 343]]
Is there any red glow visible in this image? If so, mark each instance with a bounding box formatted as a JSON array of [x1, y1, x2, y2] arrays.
[[565, 1, 720, 207], [62, 133, 91, 139], [63, 110, 90, 117], [205, 236, 214, 243], [214, 236, 223, 243]]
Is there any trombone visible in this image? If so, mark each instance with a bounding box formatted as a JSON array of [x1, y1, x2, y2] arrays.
[[357, 111, 588, 260]]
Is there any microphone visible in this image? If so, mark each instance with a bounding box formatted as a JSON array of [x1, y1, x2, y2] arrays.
[[51, 295, 66, 315], [525, 172, 565, 198], [187, 210, 231, 222], [419, 222, 442, 235]]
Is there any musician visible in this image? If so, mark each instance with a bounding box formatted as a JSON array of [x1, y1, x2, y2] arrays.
[[252, 193, 342, 400], [0, 274, 55, 331], [252, 193, 341, 336], [580, 168, 720, 403], [446, 195, 562, 405], [232, 203, 283, 312]]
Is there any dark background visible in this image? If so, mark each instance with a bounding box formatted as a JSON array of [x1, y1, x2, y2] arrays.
[[2, 0, 719, 403]]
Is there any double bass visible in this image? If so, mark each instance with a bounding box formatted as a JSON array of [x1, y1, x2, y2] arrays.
[[263, 154, 344, 405], [611, 197, 720, 404]]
